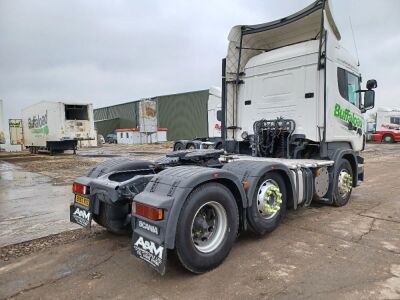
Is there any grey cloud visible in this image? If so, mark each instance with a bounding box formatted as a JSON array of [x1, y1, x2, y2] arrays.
[[0, 0, 399, 126]]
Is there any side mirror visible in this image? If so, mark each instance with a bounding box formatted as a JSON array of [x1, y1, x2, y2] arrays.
[[366, 79, 377, 90], [364, 90, 375, 110]]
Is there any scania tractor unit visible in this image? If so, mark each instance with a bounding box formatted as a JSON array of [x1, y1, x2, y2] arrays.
[[70, 0, 376, 275]]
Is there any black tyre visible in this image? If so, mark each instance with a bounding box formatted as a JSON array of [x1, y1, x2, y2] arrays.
[[332, 159, 353, 207], [382, 134, 394, 143], [93, 202, 131, 235], [175, 183, 239, 274], [174, 142, 185, 151], [186, 143, 196, 150], [246, 172, 287, 235], [214, 142, 223, 150]]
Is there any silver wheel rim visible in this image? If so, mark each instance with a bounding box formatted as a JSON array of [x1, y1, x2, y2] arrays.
[[191, 201, 227, 253], [338, 169, 352, 198], [256, 179, 282, 219], [384, 136, 392, 142]]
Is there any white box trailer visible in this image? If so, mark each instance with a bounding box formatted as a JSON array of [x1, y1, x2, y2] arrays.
[[22, 101, 96, 154]]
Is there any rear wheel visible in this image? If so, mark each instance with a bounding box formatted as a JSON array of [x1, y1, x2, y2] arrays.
[[382, 134, 394, 143], [93, 202, 131, 235], [246, 172, 287, 235], [186, 143, 196, 150], [174, 142, 185, 151], [175, 183, 239, 274], [333, 159, 353, 207]]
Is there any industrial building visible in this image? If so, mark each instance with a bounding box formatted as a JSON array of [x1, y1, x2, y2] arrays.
[[94, 89, 209, 141]]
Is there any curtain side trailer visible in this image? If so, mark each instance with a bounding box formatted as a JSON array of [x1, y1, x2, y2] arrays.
[[22, 101, 96, 154], [372, 107, 400, 143], [69, 0, 377, 275]]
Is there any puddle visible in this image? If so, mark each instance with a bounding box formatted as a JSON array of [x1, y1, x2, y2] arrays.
[[0, 162, 79, 247]]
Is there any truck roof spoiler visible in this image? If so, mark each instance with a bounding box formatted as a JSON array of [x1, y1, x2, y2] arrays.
[[226, 0, 339, 75]]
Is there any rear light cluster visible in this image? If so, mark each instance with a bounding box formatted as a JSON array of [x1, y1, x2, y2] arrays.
[[72, 182, 90, 195], [133, 202, 164, 221]]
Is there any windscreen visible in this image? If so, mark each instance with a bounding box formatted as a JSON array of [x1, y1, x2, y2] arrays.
[[65, 105, 89, 120]]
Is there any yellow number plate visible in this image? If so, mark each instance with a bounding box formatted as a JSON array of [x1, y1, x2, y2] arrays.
[[75, 194, 90, 207]]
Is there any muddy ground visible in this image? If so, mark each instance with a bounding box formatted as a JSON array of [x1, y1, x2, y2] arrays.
[[0, 143, 172, 248], [0, 143, 399, 299], [0, 143, 173, 185]]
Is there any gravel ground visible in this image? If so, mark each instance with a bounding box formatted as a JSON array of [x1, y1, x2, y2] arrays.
[[0, 227, 105, 262]]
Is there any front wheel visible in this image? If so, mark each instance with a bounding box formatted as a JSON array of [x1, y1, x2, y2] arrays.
[[175, 183, 239, 274], [333, 159, 353, 207]]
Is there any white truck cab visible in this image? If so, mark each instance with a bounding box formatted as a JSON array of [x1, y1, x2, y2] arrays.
[[223, 0, 376, 158], [207, 86, 222, 139]]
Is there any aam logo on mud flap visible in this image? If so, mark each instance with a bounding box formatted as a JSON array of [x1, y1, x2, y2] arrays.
[[72, 207, 91, 226], [134, 236, 164, 259]]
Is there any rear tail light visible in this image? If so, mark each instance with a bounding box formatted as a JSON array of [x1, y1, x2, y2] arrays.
[[133, 202, 164, 221], [72, 182, 90, 195]]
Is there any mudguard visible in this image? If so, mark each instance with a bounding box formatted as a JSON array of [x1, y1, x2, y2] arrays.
[[73, 159, 156, 215], [132, 166, 247, 249], [324, 148, 360, 202], [222, 160, 296, 209], [86, 159, 155, 178], [329, 149, 359, 187]]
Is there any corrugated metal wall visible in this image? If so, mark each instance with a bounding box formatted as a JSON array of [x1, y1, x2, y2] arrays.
[[94, 90, 209, 141], [94, 102, 139, 137], [156, 90, 208, 141], [95, 118, 121, 137]]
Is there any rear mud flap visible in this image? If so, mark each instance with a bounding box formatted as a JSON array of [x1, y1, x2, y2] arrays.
[[131, 232, 167, 275], [70, 204, 92, 228]]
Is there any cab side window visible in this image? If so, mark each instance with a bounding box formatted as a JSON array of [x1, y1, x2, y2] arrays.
[[390, 117, 400, 125], [337, 67, 360, 108], [216, 110, 222, 122]]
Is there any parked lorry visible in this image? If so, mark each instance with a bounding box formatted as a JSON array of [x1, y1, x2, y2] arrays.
[[370, 107, 400, 143], [70, 0, 377, 275], [173, 87, 223, 150], [0, 100, 5, 144], [22, 101, 96, 154]]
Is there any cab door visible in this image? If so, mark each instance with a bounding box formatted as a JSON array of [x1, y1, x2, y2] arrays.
[[326, 64, 364, 151]]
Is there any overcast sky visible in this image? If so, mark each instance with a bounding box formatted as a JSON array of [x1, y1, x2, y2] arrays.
[[1, 0, 399, 125]]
